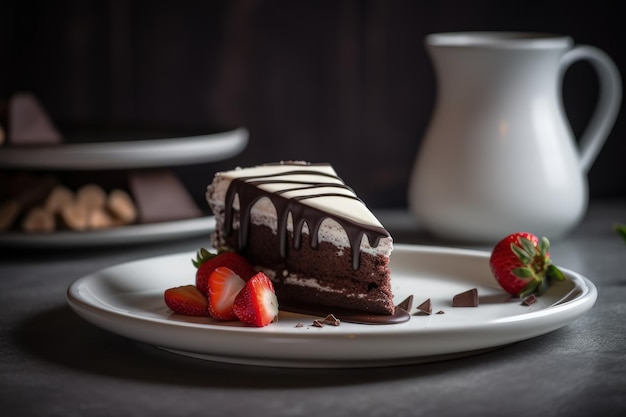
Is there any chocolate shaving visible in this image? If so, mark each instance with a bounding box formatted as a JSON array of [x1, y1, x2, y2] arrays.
[[312, 319, 324, 327], [452, 288, 479, 307], [129, 169, 202, 223], [436, 310, 445, 315], [415, 298, 432, 315], [395, 295, 414, 313], [521, 294, 537, 306], [321, 314, 341, 326], [8, 92, 63, 145], [295, 322, 304, 328]]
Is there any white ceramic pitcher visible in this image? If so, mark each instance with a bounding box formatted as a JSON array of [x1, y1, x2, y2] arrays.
[[408, 32, 622, 242]]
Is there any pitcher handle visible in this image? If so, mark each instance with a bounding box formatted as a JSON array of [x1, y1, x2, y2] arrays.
[[559, 45, 622, 173]]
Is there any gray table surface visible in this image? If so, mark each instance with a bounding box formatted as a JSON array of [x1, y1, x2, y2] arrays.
[[1, 199, 624, 417]]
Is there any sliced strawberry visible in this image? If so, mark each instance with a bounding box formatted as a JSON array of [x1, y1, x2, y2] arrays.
[[193, 249, 256, 296], [233, 272, 279, 327], [164, 285, 209, 316], [206, 267, 246, 321]]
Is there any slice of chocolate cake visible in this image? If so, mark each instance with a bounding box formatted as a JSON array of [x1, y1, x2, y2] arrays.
[[206, 161, 395, 316]]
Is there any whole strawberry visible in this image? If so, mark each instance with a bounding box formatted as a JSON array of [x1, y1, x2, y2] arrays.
[[489, 232, 565, 298]]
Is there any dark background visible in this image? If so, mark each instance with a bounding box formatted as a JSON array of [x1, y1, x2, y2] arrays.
[[1, 0, 624, 209]]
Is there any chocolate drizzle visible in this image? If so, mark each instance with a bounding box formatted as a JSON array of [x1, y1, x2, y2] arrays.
[[223, 167, 390, 270]]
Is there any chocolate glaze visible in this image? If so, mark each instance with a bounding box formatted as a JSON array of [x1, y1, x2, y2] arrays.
[[281, 302, 410, 325], [223, 165, 391, 270]]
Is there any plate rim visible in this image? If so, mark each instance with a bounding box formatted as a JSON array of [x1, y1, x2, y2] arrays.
[[0, 215, 216, 248], [0, 127, 248, 170]]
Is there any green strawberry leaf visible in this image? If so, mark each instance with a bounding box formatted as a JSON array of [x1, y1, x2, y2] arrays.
[[615, 223, 626, 244], [546, 264, 565, 281], [519, 280, 539, 299], [512, 266, 533, 278], [191, 247, 218, 268], [539, 236, 550, 257], [537, 277, 550, 296], [520, 237, 538, 257], [511, 244, 533, 265]]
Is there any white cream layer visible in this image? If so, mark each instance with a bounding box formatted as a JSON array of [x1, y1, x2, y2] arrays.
[[207, 163, 393, 256]]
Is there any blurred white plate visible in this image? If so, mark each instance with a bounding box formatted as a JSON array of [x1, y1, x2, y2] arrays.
[[66, 244, 597, 368], [0, 127, 248, 170], [0, 216, 215, 248]]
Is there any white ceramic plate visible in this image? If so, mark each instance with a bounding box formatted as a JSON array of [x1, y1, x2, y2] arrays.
[[66, 244, 597, 368], [0, 127, 248, 170], [0, 216, 215, 248]]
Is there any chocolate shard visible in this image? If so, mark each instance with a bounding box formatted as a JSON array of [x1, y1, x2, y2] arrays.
[[9, 92, 63, 145], [521, 294, 537, 306], [415, 298, 432, 315], [312, 319, 324, 328], [321, 314, 341, 326], [452, 288, 479, 307], [128, 169, 202, 223], [395, 295, 414, 313]]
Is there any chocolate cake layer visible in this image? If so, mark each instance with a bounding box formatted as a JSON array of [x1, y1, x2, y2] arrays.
[[218, 220, 394, 315]]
